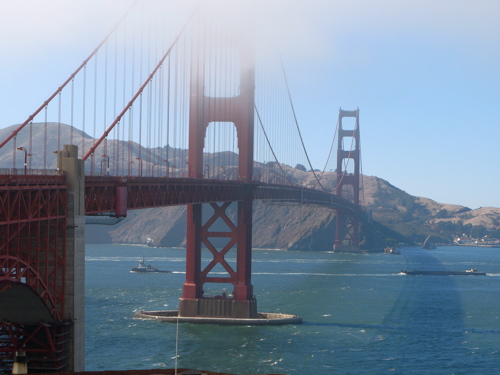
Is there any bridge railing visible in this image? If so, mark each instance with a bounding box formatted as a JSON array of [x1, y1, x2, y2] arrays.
[[0, 168, 61, 176], [0, 169, 64, 187]]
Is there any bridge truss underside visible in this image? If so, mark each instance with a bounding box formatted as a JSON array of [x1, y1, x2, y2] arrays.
[[84, 176, 358, 216], [0, 175, 71, 373]]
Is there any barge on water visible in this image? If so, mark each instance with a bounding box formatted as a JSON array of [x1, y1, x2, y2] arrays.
[[400, 268, 486, 276]]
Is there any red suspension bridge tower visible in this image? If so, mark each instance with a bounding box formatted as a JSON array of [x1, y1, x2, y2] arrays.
[[334, 108, 361, 251], [178, 29, 257, 318]]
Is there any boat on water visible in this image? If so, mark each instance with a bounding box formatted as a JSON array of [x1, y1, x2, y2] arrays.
[[384, 246, 401, 254], [131, 258, 171, 273], [400, 268, 486, 276]]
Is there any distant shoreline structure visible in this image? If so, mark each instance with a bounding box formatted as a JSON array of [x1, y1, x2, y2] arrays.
[[455, 243, 500, 248]]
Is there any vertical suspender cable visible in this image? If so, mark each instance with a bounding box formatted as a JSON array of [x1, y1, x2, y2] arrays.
[[112, 32, 118, 175], [155, 17, 160, 169], [212, 14, 216, 176], [93, 53, 98, 170], [172, 44, 178, 173], [151, 11, 157, 168], [123, 12, 130, 175], [175, 41, 179, 174], [91, 54, 98, 176], [139, 93, 143, 175], [166, 55, 171, 176], [0, 0, 137, 151], [157, 73, 161, 170], [71, 79, 74, 146], [82, 65, 87, 160], [44, 106, 48, 170], [12, 137, 16, 169], [83, 2, 200, 162], [103, 42, 109, 173], [147, 81, 153, 172], [29, 121, 33, 169], [232, 34, 235, 177], [132, 19, 138, 173], [182, 29, 188, 175], [57, 93, 61, 154]]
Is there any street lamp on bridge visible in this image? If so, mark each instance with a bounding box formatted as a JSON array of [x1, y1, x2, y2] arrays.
[[136, 157, 143, 176], [127, 161, 134, 176], [204, 164, 210, 179], [218, 166, 226, 179], [101, 155, 109, 176], [16, 147, 28, 175], [164, 160, 169, 178]]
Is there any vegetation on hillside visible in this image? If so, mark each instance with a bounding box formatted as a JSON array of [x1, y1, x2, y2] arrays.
[[2, 123, 498, 250]]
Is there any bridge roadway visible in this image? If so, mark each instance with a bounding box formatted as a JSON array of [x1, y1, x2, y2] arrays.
[[1, 172, 359, 217], [84, 175, 360, 216]]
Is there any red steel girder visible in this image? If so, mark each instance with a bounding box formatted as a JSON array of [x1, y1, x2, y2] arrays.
[[0, 175, 68, 372], [200, 202, 238, 283], [84, 176, 360, 216], [0, 176, 67, 319], [0, 322, 70, 373]]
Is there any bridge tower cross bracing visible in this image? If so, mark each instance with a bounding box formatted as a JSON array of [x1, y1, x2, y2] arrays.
[[334, 108, 361, 251], [178, 29, 257, 318]]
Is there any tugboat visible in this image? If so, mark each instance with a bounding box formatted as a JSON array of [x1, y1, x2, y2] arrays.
[[131, 258, 171, 273], [384, 246, 401, 254]]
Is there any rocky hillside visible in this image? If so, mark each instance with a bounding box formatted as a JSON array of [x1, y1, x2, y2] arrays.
[[85, 172, 500, 250], [1, 122, 498, 250]]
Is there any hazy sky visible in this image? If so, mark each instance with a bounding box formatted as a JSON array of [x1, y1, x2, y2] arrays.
[[0, 0, 499, 209]]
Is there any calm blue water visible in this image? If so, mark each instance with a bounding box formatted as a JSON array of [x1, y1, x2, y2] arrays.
[[85, 244, 500, 374]]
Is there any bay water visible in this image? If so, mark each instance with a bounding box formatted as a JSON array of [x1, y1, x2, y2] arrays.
[[85, 244, 500, 374]]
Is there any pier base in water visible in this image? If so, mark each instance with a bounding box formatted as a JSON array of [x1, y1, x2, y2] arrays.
[[333, 244, 362, 253], [135, 310, 302, 326], [178, 297, 257, 319]]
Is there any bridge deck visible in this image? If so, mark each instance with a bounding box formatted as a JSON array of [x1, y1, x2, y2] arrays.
[[83, 176, 358, 216]]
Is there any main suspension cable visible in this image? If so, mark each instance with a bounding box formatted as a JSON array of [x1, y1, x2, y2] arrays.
[[279, 56, 329, 191], [0, 0, 138, 150], [254, 105, 294, 185], [313, 116, 339, 191], [83, 1, 201, 161]]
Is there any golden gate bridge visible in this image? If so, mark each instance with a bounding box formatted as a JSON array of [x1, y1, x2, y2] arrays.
[[0, 2, 366, 372]]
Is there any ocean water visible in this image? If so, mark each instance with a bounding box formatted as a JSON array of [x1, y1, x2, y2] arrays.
[[85, 244, 500, 374]]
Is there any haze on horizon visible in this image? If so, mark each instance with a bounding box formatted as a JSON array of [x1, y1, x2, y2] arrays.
[[0, 0, 498, 210]]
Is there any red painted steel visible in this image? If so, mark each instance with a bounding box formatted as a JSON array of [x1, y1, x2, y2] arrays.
[[335, 109, 361, 249], [182, 31, 256, 308], [0, 175, 70, 372], [0, 323, 70, 373], [83, 177, 359, 216]]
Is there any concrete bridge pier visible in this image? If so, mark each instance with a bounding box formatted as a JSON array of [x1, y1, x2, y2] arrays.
[[58, 145, 86, 371]]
